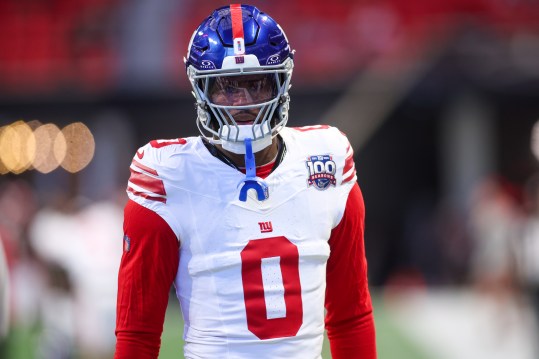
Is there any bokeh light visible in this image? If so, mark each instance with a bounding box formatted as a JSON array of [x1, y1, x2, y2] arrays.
[[0, 121, 36, 174], [0, 120, 96, 175], [60, 122, 95, 173], [0, 126, 8, 175], [26, 119, 42, 130], [32, 123, 65, 174]]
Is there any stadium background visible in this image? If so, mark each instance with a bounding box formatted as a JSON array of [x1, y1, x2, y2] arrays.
[[1, 0, 539, 358]]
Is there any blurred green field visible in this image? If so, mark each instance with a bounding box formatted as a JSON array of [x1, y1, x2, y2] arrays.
[[1, 292, 430, 359], [158, 293, 430, 359]]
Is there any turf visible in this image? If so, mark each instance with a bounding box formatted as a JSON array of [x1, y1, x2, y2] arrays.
[[1, 292, 430, 358], [158, 293, 430, 359]]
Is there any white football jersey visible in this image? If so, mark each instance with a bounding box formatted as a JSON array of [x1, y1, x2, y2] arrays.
[[127, 125, 357, 359]]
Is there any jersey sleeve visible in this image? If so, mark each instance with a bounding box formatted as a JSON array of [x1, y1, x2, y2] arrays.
[[114, 200, 179, 359], [325, 182, 377, 359]]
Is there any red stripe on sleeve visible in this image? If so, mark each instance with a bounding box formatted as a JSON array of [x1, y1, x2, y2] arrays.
[[150, 138, 186, 148], [129, 168, 167, 196], [132, 159, 158, 176], [325, 183, 377, 359], [127, 187, 166, 204], [342, 169, 357, 184], [115, 201, 179, 359], [343, 153, 354, 175]]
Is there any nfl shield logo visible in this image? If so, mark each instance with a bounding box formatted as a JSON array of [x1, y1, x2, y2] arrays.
[[306, 155, 337, 190]]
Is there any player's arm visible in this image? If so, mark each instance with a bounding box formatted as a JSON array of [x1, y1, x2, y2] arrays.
[[114, 200, 179, 359], [325, 182, 377, 359]]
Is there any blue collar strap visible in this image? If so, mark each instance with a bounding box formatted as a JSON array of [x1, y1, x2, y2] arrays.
[[237, 138, 269, 201]]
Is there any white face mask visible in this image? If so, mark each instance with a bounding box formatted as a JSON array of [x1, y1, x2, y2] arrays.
[[219, 124, 272, 154]]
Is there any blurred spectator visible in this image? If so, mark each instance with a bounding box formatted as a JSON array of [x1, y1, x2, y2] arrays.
[[0, 238, 8, 339], [0, 178, 44, 357], [35, 261, 76, 359], [467, 175, 526, 348], [0, 179, 40, 325], [468, 176, 521, 292], [29, 196, 124, 359], [518, 173, 539, 341]]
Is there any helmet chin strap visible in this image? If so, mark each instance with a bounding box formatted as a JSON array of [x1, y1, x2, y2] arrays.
[[221, 124, 272, 154], [237, 138, 269, 202]]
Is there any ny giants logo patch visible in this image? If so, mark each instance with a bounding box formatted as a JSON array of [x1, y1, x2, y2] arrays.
[[258, 221, 273, 233], [306, 155, 336, 190]]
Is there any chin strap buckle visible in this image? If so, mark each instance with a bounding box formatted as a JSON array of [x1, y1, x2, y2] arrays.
[[237, 138, 269, 202]]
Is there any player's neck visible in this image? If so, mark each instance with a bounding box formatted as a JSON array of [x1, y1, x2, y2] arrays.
[[218, 137, 280, 169]]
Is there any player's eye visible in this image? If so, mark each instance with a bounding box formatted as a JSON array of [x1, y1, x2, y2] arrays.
[[224, 84, 236, 94], [249, 80, 262, 92]]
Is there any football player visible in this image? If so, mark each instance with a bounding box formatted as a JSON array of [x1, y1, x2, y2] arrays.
[[115, 4, 376, 359]]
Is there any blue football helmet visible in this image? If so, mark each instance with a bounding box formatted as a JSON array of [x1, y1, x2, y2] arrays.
[[185, 4, 294, 154]]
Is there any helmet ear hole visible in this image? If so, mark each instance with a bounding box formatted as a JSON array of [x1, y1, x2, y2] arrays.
[[197, 104, 209, 123]]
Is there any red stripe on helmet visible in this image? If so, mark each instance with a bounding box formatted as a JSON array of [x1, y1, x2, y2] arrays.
[[230, 4, 245, 54]]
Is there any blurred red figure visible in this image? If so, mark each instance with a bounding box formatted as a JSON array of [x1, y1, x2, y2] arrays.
[[114, 4, 376, 359]]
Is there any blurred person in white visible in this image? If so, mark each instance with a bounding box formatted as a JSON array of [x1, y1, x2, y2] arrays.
[[35, 261, 76, 359], [469, 176, 521, 291], [468, 176, 525, 344], [0, 238, 8, 339], [0, 179, 43, 337], [115, 3, 376, 359], [30, 196, 124, 358], [518, 173, 539, 349]]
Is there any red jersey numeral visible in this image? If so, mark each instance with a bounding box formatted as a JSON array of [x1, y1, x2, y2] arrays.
[[240, 236, 303, 340]]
